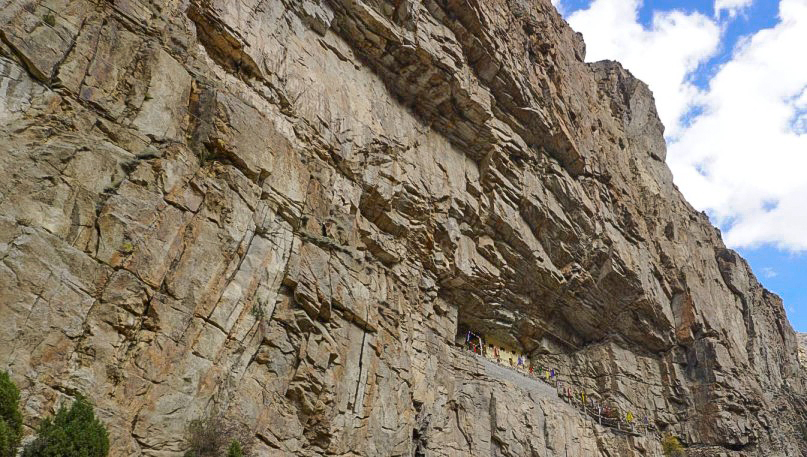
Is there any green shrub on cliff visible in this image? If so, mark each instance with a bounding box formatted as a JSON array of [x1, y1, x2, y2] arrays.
[[226, 440, 243, 457], [662, 433, 686, 457], [0, 372, 23, 457], [184, 414, 252, 457], [22, 395, 109, 457]]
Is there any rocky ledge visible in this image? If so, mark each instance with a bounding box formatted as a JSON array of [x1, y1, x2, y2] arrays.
[[0, 0, 805, 456]]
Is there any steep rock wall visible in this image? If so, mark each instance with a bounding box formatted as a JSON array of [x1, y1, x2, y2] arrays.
[[0, 0, 804, 456]]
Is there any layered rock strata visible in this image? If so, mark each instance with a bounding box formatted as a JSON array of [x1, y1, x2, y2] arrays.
[[0, 0, 804, 456]]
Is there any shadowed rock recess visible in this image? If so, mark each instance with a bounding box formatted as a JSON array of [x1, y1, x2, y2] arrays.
[[0, 0, 805, 456]]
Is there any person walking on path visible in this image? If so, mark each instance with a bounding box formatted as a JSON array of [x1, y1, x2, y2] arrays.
[[626, 411, 634, 431]]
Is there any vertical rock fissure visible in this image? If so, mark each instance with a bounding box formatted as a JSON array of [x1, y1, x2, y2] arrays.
[[352, 322, 369, 415], [454, 401, 473, 452]]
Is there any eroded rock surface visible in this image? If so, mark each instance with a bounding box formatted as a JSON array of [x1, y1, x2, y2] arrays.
[[0, 1, 804, 456]]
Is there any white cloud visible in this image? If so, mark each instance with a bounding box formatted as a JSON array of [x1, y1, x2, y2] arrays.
[[668, 0, 807, 251], [761, 267, 779, 278], [567, 0, 721, 137], [567, 0, 807, 252], [551, 0, 566, 16], [715, 0, 754, 17]]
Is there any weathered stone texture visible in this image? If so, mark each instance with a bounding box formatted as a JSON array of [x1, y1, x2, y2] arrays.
[[0, 0, 804, 456]]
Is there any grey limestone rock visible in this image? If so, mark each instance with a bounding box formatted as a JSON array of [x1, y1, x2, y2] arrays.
[[0, 0, 804, 456]]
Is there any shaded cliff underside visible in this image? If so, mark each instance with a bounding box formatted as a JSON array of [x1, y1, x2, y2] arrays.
[[0, 0, 805, 455]]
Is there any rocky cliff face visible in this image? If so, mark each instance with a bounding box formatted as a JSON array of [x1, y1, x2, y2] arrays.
[[0, 0, 804, 456]]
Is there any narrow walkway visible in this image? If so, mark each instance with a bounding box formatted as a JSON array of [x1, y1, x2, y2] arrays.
[[480, 357, 559, 398], [472, 352, 654, 438]]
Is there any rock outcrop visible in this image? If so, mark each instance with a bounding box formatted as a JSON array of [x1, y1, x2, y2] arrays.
[[0, 0, 804, 456]]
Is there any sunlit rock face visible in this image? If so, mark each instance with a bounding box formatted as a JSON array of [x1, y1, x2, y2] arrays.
[[0, 1, 804, 456]]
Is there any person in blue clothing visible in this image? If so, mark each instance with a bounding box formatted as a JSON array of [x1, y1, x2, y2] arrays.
[[517, 355, 523, 367]]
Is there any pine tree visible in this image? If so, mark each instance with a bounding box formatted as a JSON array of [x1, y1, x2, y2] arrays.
[[0, 372, 23, 457], [226, 440, 243, 457], [22, 395, 109, 457]]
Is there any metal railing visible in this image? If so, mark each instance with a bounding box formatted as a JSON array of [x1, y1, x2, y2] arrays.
[[464, 345, 657, 437]]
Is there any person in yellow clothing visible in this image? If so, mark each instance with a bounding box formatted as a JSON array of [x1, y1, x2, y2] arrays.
[[626, 411, 634, 431]]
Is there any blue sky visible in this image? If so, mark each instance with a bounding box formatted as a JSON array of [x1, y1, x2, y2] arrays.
[[557, 0, 807, 331]]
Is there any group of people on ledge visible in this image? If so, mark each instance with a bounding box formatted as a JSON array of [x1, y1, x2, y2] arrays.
[[463, 330, 654, 435]]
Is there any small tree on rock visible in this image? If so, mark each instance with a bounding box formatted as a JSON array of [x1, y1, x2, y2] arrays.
[[184, 414, 252, 457], [22, 395, 109, 457], [662, 433, 686, 457], [0, 372, 23, 457], [226, 440, 243, 457]]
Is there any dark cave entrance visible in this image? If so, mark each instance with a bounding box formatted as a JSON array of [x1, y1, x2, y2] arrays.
[[454, 310, 532, 369]]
